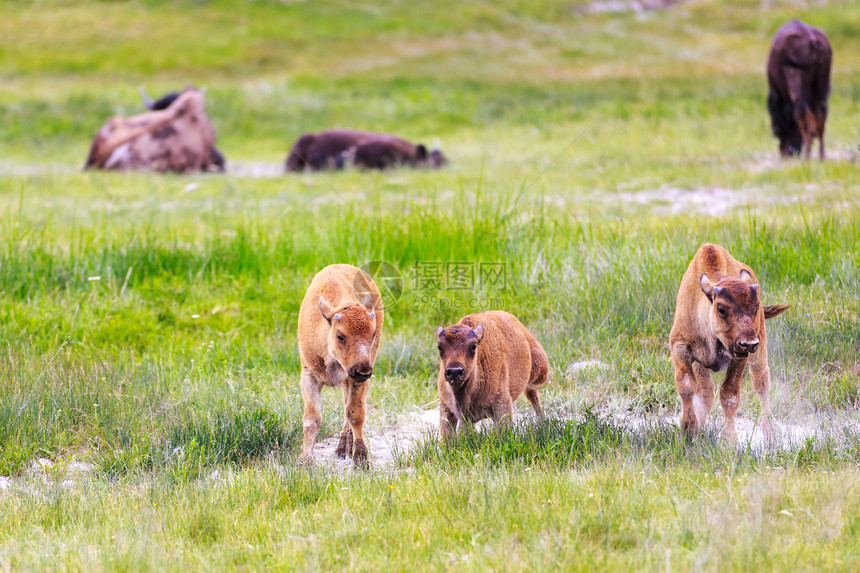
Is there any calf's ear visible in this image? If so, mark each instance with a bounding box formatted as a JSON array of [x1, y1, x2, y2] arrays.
[[699, 273, 715, 301], [360, 293, 376, 314], [436, 326, 446, 343], [319, 296, 336, 324], [474, 324, 485, 344], [416, 144, 428, 159], [739, 268, 755, 285]]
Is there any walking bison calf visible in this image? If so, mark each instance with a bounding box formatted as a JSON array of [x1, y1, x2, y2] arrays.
[[285, 130, 447, 171], [669, 244, 788, 442], [297, 264, 384, 467], [767, 19, 832, 160], [435, 311, 549, 441], [85, 88, 225, 173]]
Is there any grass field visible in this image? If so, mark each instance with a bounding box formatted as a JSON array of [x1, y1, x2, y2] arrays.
[[1, 0, 859, 570]]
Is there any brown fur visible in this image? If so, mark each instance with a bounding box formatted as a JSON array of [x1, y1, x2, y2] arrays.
[[436, 311, 549, 441], [669, 244, 788, 441], [85, 89, 225, 173], [767, 20, 832, 160], [285, 130, 446, 171], [297, 264, 384, 467]]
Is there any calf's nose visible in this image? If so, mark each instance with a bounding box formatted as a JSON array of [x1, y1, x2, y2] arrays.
[[739, 339, 760, 353], [349, 364, 373, 381], [445, 367, 465, 380]]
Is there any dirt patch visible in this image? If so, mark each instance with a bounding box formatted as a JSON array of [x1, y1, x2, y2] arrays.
[[0, 457, 96, 497], [576, 0, 692, 14], [310, 408, 440, 472], [307, 402, 857, 472], [228, 161, 285, 178], [614, 186, 748, 216]]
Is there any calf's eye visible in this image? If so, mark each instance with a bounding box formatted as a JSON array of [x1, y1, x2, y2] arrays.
[[337, 333, 346, 343], [717, 306, 727, 318]]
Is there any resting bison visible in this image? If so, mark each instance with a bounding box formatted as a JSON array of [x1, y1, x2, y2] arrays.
[[297, 264, 384, 467], [669, 244, 788, 442], [436, 311, 548, 441], [85, 88, 225, 173], [285, 130, 447, 171], [767, 20, 832, 160]]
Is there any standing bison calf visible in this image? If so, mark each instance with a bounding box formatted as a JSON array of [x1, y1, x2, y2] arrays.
[[767, 20, 832, 160], [297, 264, 384, 467], [669, 244, 788, 442], [436, 311, 549, 440]]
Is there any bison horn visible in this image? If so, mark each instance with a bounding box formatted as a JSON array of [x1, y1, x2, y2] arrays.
[[139, 86, 155, 109], [333, 313, 342, 321]]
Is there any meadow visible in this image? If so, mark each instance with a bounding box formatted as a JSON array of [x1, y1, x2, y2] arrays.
[[0, 0, 859, 570]]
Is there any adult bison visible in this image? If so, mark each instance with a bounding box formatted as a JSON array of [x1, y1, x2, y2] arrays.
[[297, 264, 384, 467], [85, 88, 225, 173], [285, 130, 447, 171], [767, 20, 832, 160], [669, 244, 788, 442], [435, 311, 549, 441]]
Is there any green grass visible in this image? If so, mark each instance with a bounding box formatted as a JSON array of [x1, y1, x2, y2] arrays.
[[0, 0, 859, 570]]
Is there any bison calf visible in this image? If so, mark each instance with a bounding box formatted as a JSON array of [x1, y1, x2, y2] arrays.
[[767, 20, 832, 160], [297, 264, 384, 467], [669, 244, 788, 442], [436, 311, 549, 440]]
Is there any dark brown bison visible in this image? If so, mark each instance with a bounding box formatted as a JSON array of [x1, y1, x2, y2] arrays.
[[767, 20, 832, 160], [436, 311, 549, 441], [85, 88, 225, 173], [285, 130, 447, 172], [669, 244, 789, 442]]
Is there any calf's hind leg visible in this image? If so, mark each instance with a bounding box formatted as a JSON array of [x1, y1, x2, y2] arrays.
[[525, 339, 549, 420], [524, 389, 545, 421]]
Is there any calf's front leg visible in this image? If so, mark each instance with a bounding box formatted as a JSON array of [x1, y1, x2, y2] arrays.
[[719, 358, 748, 443], [344, 379, 370, 468], [299, 369, 323, 464], [671, 346, 699, 436]]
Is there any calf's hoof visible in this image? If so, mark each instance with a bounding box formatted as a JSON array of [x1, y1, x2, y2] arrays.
[[351, 439, 369, 469], [335, 428, 354, 459], [759, 417, 773, 442], [680, 417, 700, 438], [298, 451, 314, 467], [721, 425, 738, 444]]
